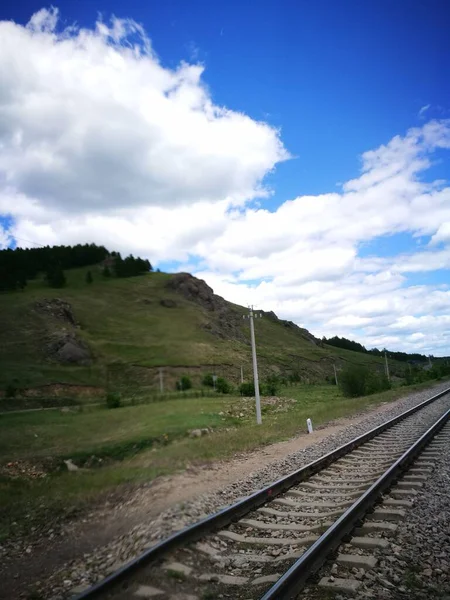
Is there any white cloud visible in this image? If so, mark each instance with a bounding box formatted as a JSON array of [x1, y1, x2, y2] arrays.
[[1, 9, 450, 356], [418, 104, 431, 118], [0, 8, 288, 216]]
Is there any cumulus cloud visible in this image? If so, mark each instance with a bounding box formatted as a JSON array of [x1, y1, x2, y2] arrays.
[[1, 9, 450, 355], [0, 8, 288, 216]]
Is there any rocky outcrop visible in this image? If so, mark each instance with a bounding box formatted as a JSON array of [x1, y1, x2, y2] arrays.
[[32, 299, 92, 365], [166, 273, 322, 347], [280, 319, 322, 346], [34, 299, 78, 326], [45, 332, 92, 365], [166, 273, 247, 342], [165, 273, 225, 312]]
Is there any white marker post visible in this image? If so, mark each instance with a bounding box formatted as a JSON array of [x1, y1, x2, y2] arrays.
[[243, 306, 262, 425], [306, 418, 313, 434]]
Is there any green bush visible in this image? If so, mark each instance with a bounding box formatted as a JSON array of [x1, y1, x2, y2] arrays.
[[5, 384, 17, 399], [265, 374, 280, 396], [216, 377, 231, 394], [240, 381, 256, 396], [176, 376, 192, 391], [288, 371, 302, 383], [339, 366, 368, 397], [106, 392, 122, 408], [202, 373, 214, 387], [339, 366, 391, 398]]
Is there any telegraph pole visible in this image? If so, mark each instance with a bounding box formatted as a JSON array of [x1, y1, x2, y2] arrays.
[[243, 306, 262, 425], [384, 351, 390, 381]]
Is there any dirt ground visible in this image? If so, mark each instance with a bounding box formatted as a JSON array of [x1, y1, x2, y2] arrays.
[[2, 398, 400, 599]]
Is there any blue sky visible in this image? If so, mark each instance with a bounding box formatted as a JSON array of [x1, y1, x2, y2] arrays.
[[0, 1, 450, 354]]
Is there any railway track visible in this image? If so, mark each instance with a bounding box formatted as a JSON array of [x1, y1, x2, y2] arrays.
[[74, 388, 450, 600]]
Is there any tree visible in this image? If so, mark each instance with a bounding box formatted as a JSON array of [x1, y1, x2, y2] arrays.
[[45, 264, 66, 288], [102, 265, 111, 278], [176, 376, 192, 391], [216, 377, 231, 394], [86, 270, 93, 284], [240, 381, 257, 396], [202, 373, 214, 387], [265, 374, 280, 396]]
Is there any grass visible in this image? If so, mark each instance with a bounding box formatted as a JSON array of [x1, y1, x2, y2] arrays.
[[0, 380, 440, 541], [0, 266, 409, 391]]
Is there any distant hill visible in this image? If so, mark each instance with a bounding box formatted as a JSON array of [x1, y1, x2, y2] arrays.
[[0, 262, 410, 393]]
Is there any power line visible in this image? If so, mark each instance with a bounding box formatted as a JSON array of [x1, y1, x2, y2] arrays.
[[3, 235, 46, 248]]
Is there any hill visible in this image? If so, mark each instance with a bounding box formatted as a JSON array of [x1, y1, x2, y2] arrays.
[[0, 265, 408, 395]]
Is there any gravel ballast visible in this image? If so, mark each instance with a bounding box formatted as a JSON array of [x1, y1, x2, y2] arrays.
[[34, 383, 450, 599], [352, 426, 450, 600]]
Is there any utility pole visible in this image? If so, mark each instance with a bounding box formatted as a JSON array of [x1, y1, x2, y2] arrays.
[[333, 364, 338, 386], [243, 306, 262, 425], [384, 351, 390, 381], [159, 368, 164, 393]]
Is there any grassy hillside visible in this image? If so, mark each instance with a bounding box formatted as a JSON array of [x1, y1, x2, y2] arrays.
[[0, 266, 406, 393]]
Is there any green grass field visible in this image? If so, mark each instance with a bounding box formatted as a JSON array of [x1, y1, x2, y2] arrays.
[[0, 381, 438, 541]]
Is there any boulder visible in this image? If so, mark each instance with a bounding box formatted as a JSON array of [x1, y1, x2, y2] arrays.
[[189, 429, 202, 438], [160, 298, 177, 308], [46, 332, 92, 365], [57, 341, 91, 364]]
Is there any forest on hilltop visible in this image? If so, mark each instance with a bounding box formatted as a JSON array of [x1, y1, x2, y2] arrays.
[[0, 243, 152, 291], [323, 335, 430, 363]]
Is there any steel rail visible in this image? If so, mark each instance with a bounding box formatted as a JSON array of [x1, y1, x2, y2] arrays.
[[261, 405, 450, 599], [74, 386, 450, 600]]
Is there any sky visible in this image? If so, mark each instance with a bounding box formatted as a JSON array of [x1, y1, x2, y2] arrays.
[[0, 1, 449, 355]]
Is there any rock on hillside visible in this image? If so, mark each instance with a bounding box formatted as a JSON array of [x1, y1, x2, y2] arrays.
[[264, 310, 322, 346], [33, 299, 92, 365], [165, 273, 225, 312], [165, 273, 322, 346], [34, 298, 78, 325], [166, 273, 247, 342]]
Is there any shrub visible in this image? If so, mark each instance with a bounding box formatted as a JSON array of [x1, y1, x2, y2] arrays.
[[5, 384, 17, 398], [176, 376, 192, 391], [202, 373, 214, 387], [339, 366, 391, 398], [265, 374, 280, 396], [216, 377, 231, 394], [339, 366, 369, 398], [106, 392, 122, 408], [240, 381, 256, 396], [288, 371, 301, 383], [45, 265, 66, 288], [86, 270, 93, 284], [102, 265, 111, 278], [368, 371, 391, 393]]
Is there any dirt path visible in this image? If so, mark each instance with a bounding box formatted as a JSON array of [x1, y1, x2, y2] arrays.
[[1, 398, 399, 598]]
